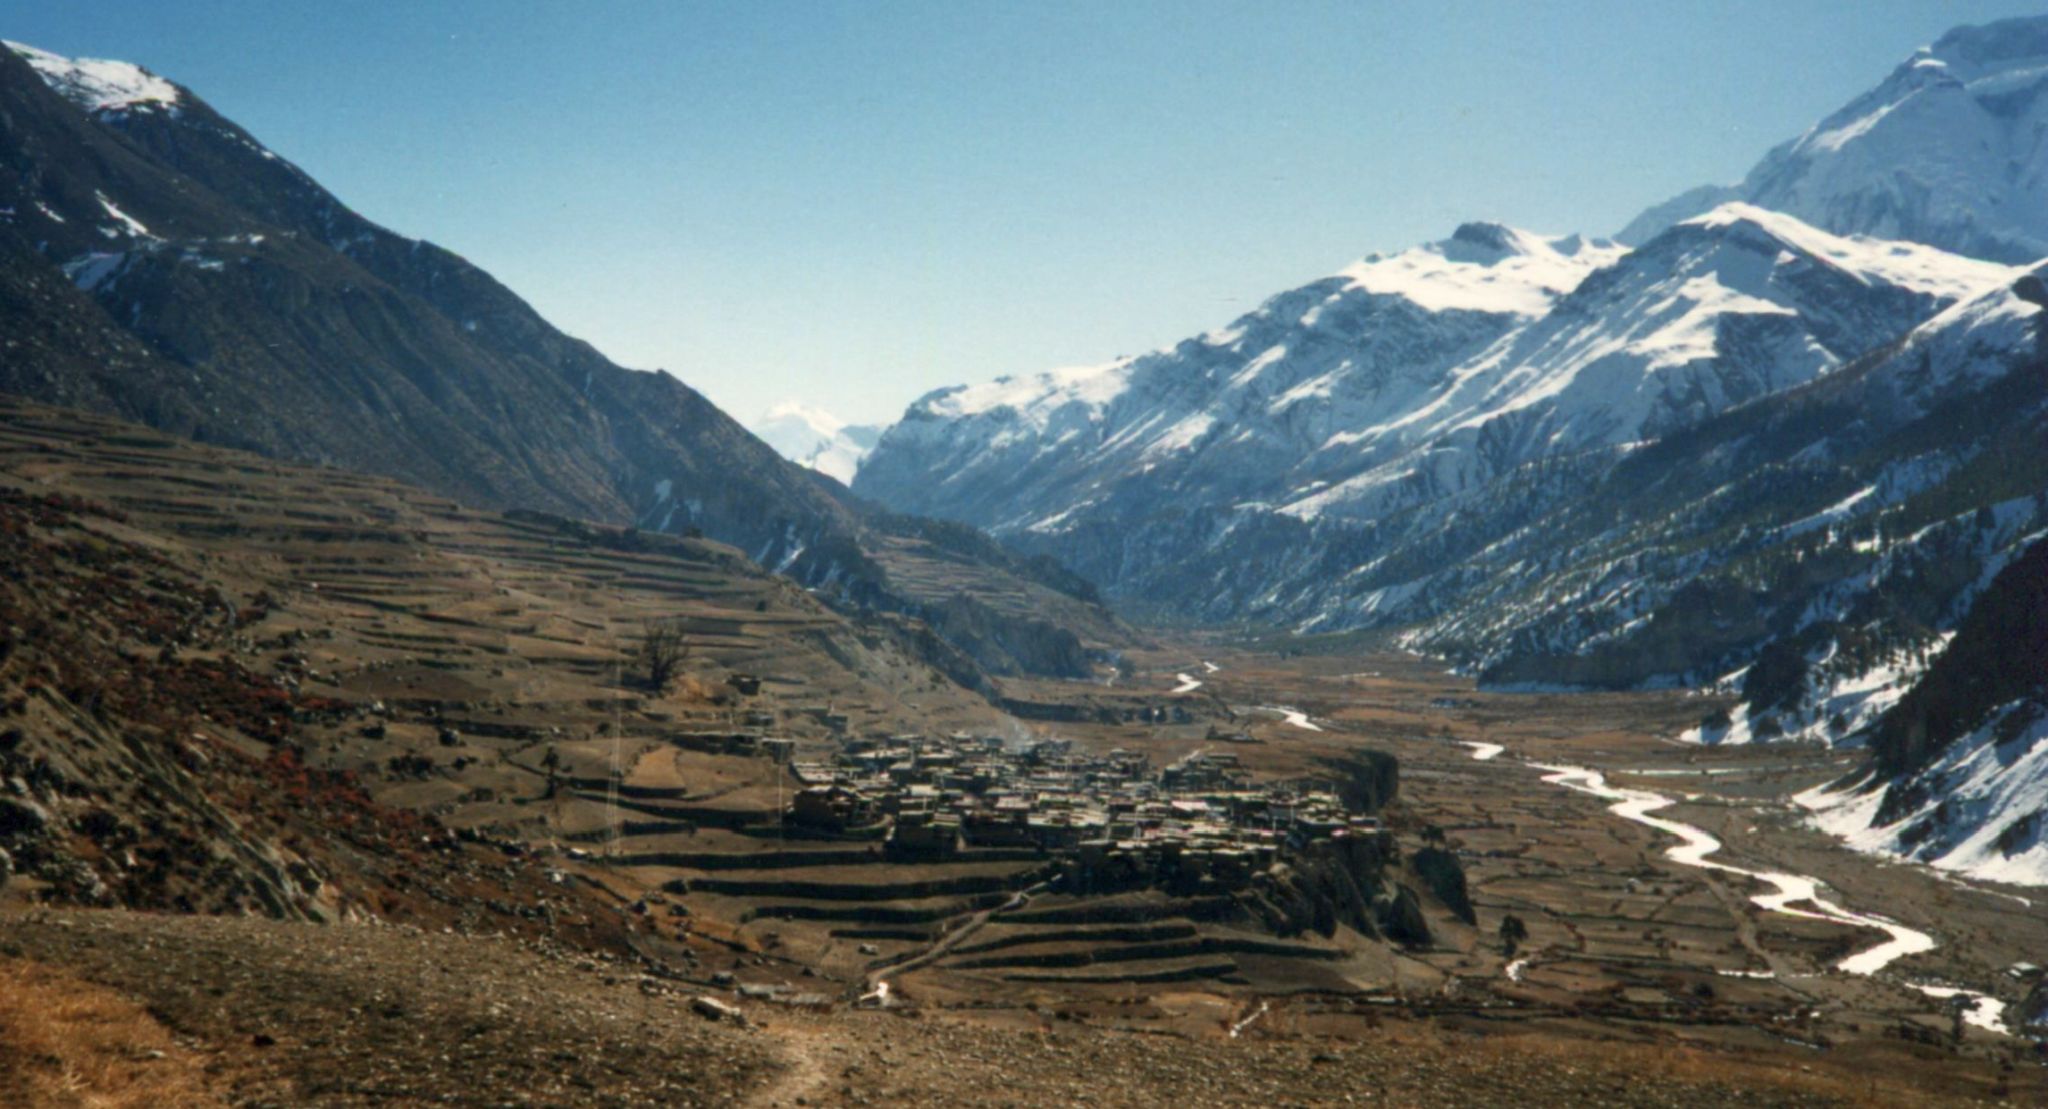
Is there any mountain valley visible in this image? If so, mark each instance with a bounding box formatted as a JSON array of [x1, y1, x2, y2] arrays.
[[851, 19, 2048, 923], [3, 13, 2048, 1107]]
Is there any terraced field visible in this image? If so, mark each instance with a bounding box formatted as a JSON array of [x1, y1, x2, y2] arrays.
[[0, 398, 1451, 1011]]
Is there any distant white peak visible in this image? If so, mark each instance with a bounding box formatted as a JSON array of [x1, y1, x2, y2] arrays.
[[1677, 202, 2018, 300], [5, 41, 180, 113], [759, 401, 847, 438], [751, 402, 884, 485], [1336, 223, 1626, 315], [1788, 19, 2048, 159]]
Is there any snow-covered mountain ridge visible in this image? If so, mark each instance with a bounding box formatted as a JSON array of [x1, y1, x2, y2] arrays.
[[1800, 533, 2048, 888], [1276, 204, 2014, 525], [1620, 16, 2048, 263], [859, 206, 2013, 610], [863, 222, 1625, 536]]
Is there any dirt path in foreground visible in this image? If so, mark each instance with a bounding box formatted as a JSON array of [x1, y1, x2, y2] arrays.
[[3, 907, 2014, 1107]]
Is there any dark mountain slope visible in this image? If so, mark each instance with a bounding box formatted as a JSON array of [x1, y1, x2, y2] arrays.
[[1870, 535, 2048, 785], [0, 44, 828, 547], [0, 43, 1118, 676]]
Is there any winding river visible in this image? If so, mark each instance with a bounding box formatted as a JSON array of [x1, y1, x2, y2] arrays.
[[1461, 748, 2010, 1034], [1248, 706, 1324, 731]]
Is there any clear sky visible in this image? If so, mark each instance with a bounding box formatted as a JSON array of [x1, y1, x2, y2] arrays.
[[10, 1, 2045, 427]]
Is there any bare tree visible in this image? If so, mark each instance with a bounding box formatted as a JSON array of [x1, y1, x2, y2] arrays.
[[638, 618, 691, 692], [1499, 913, 1529, 957]]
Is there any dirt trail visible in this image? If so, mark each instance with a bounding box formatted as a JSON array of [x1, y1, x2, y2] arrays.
[[747, 1023, 832, 1109], [868, 880, 1051, 985]]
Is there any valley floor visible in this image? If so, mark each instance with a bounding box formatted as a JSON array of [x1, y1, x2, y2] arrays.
[[5, 647, 2044, 1105]]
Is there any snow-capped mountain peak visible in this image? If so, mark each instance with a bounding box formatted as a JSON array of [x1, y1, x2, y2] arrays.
[[859, 222, 1631, 532], [1622, 14, 2048, 263], [882, 221, 1623, 484], [1274, 205, 2018, 522], [759, 401, 849, 440], [4, 40, 180, 113], [750, 402, 884, 485], [1336, 223, 1625, 315]]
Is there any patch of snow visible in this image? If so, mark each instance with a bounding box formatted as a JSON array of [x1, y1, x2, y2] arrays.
[[1140, 412, 1214, 459], [5, 40, 181, 112], [1795, 702, 2048, 888], [61, 251, 127, 292], [1909, 984, 2010, 1036], [1802, 98, 1905, 155], [926, 360, 1134, 424], [1226, 344, 1289, 389], [94, 192, 154, 239]]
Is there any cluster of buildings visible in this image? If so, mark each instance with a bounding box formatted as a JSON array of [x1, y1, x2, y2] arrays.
[[783, 733, 1380, 892]]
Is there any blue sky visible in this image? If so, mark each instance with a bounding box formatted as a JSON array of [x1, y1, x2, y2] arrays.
[[11, 1, 2045, 426]]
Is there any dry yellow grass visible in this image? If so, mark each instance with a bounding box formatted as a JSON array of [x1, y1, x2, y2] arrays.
[[0, 958, 225, 1108]]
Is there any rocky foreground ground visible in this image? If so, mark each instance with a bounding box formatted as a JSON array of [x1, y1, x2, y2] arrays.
[[0, 908, 1941, 1108]]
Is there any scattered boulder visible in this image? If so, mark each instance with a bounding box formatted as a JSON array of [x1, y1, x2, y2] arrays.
[[690, 995, 744, 1024], [0, 796, 50, 836]]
